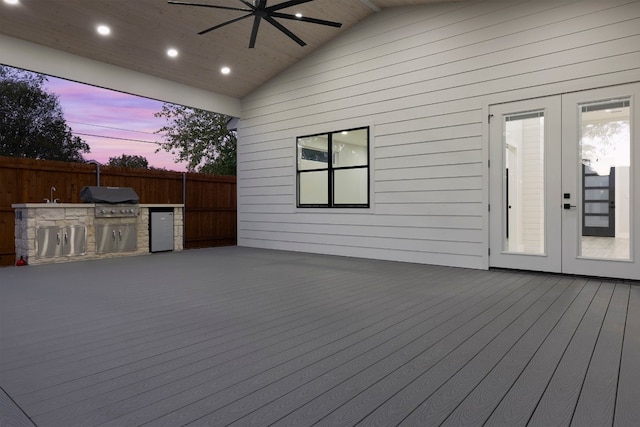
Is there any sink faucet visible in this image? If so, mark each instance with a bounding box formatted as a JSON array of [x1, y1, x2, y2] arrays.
[[50, 186, 56, 203]]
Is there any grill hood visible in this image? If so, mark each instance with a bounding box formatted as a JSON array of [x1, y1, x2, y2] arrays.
[[80, 186, 139, 204]]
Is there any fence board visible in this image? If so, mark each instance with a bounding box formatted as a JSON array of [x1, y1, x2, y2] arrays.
[[0, 156, 236, 266]]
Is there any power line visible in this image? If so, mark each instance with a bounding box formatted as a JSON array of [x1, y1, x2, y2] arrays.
[[74, 132, 162, 145], [68, 121, 164, 136]]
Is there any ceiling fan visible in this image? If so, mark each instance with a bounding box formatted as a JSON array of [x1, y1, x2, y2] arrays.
[[168, 0, 343, 48]]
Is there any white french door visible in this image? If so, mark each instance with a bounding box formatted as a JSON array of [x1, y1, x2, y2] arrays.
[[489, 83, 639, 280]]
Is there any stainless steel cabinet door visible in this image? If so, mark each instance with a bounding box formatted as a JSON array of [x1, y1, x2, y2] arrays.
[[62, 226, 86, 256], [36, 227, 63, 258], [117, 224, 137, 252], [37, 226, 87, 258], [96, 224, 118, 254], [97, 224, 137, 253]]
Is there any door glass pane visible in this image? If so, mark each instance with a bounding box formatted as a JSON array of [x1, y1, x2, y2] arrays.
[[585, 216, 610, 227], [585, 203, 609, 214], [579, 99, 631, 259], [585, 189, 609, 200], [503, 110, 545, 254], [584, 175, 609, 187]]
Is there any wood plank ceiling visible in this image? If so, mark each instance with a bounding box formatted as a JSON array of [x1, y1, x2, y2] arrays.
[[0, 0, 465, 99]]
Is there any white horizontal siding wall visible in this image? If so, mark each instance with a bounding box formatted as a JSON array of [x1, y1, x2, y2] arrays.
[[237, 0, 640, 269]]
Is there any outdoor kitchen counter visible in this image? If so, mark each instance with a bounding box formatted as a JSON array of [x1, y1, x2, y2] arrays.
[[12, 203, 184, 266], [11, 203, 185, 207]]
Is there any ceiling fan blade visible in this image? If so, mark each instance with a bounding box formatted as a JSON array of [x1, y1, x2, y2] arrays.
[[264, 15, 306, 46], [248, 15, 262, 48], [271, 12, 342, 27], [168, 1, 250, 12], [198, 13, 253, 35], [237, 0, 257, 9], [267, 0, 313, 13]]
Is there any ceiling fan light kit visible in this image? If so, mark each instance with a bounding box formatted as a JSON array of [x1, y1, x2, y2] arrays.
[[168, 0, 342, 48]]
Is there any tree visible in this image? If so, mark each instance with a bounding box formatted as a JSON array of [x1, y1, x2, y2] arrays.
[[107, 154, 149, 169], [581, 120, 628, 173], [0, 65, 90, 162], [154, 104, 236, 175]]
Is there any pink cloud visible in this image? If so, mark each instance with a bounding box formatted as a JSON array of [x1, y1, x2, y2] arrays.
[[44, 76, 188, 171]]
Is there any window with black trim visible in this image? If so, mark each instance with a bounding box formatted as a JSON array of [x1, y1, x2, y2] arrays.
[[297, 126, 369, 208]]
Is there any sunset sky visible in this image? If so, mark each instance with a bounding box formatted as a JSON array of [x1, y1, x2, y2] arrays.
[[44, 75, 189, 171]]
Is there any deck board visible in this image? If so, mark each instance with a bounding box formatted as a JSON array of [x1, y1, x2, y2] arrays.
[[398, 277, 578, 426], [154, 270, 527, 426], [528, 282, 614, 426], [285, 274, 553, 427], [0, 387, 35, 427], [615, 284, 640, 427], [34, 267, 468, 426], [0, 247, 637, 427], [482, 279, 600, 426], [572, 283, 628, 426], [438, 278, 587, 426]]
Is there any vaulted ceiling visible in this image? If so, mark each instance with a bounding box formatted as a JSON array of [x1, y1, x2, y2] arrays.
[[0, 0, 465, 99]]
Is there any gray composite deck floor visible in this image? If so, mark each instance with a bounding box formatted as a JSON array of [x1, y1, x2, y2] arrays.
[[0, 247, 638, 427]]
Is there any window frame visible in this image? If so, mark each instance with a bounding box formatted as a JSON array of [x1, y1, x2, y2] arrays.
[[296, 126, 370, 208]]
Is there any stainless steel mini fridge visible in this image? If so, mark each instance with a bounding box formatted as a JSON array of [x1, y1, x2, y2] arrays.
[[150, 209, 174, 252]]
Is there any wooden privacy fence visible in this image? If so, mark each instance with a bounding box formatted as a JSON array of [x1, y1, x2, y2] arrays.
[[0, 156, 236, 266]]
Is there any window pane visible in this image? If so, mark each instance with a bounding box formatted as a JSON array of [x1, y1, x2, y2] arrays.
[[298, 135, 328, 171], [332, 128, 368, 167], [333, 168, 368, 205], [299, 171, 328, 205], [504, 110, 545, 254], [579, 98, 630, 259]]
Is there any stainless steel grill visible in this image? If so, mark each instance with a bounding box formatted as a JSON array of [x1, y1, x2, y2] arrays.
[[80, 186, 139, 204], [80, 186, 141, 253], [95, 205, 140, 218], [80, 186, 140, 218]]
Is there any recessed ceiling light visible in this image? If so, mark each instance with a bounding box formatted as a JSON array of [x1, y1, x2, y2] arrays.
[[3, 0, 20, 5], [167, 48, 179, 58], [96, 25, 111, 36], [295, 12, 302, 18], [221, 66, 231, 75]]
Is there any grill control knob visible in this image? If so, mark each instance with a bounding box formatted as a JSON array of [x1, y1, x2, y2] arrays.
[[110, 209, 116, 214]]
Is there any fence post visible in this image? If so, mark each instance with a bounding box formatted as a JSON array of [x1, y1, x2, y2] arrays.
[[182, 172, 186, 248]]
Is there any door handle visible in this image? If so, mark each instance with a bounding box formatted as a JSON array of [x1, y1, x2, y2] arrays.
[[563, 203, 576, 210]]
